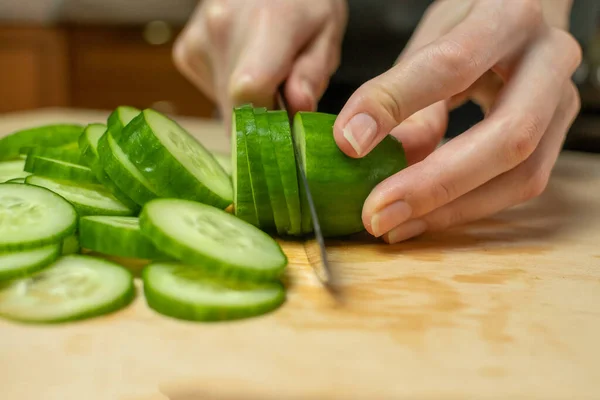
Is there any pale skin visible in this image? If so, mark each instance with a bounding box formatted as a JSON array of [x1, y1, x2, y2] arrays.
[[174, 0, 582, 243]]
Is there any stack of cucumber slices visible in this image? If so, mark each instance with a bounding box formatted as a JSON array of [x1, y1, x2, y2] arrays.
[[0, 104, 406, 324]]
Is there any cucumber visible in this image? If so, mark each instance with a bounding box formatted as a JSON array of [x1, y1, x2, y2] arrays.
[[0, 124, 83, 161], [247, 108, 275, 230], [0, 255, 135, 323], [293, 112, 407, 237], [232, 106, 259, 226], [61, 235, 80, 255], [25, 175, 135, 217], [255, 110, 290, 235], [107, 106, 141, 141], [0, 160, 30, 183], [139, 199, 287, 281], [117, 109, 233, 208], [24, 156, 98, 185], [80, 216, 165, 260], [213, 152, 232, 176], [0, 244, 61, 281], [143, 262, 285, 321], [97, 131, 160, 206], [5, 178, 26, 184], [0, 183, 77, 251], [79, 124, 140, 211], [23, 147, 83, 166], [268, 111, 302, 235]]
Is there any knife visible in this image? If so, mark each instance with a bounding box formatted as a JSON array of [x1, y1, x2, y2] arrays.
[[276, 87, 339, 292]]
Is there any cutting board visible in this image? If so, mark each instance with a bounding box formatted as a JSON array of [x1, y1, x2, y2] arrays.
[[1, 109, 600, 400]]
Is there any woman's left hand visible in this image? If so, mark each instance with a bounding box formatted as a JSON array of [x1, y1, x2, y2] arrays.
[[333, 0, 582, 243]]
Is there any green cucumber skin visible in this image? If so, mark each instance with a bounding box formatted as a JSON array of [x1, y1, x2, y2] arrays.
[[0, 124, 83, 161], [0, 255, 136, 324], [25, 176, 135, 218], [268, 111, 302, 236], [5, 178, 25, 184], [25, 148, 83, 167], [107, 106, 141, 141], [233, 108, 259, 226], [25, 156, 99, 185], [78, 125, 140, 212], [142, 264, 286, 322], [79, 217, 165, 260], [97, 132, 159, 206], [117, 110, 232, 208], [255, 110, 290, 235], [248, 108, 275, 230], [0, 244, 61, 281], [61, 235, 81, 255], [295, 112, 407, 237], [139, 203, 287, 282]]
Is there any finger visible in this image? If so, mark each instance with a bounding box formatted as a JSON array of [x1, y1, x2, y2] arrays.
[[284, 25, 343, 114], [383, 82, 580, 243], [228, 7, 318, 109], [388, 101, 448, 166], [333, 0, 544, 157], [173, 21, 216, 102], [363, 28, 582, 237]]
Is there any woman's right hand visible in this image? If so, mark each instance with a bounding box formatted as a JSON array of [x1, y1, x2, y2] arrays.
[[173, 0, 348, 124]]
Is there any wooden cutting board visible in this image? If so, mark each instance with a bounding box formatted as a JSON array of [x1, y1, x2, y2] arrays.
[[1, 109, 600, 400]]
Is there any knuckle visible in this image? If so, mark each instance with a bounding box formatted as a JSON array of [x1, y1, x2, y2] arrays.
[[520, 165, 550, 201], [429, 208, 465, 232], [428, 180, 455, 208], [550, 28, 583, 72], [204, 0, 234, 40], [508, 0, 543, 30], [364, 80, 406, 123], [430, 39, 478, 92], [506, 112, 544, 165]]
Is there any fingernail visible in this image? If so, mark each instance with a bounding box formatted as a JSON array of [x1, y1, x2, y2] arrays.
[[370, 201, 412, 237], [387, 219, 427, 244], [342, 113, 378, 156]]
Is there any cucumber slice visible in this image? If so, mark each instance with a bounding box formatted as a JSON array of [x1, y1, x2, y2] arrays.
[[0, 160, 30, 183], [97, 131, 159, 206], [0, 124, 83, 161], [247, 108, 275, 230], [294, 112, 408, 237], [143, 262, 285, 321], [0, 255, 135, 323], [0, 183, 77, 251], [5, 178, 26, 184], [25, 175, 135, 217], [139, 199, 287, 281], [79, 124, 140, 211], [23, 147, 83, 166], [0, 244, 61, 281], [80, 216, 165, 260], [232, 107, 259, 226], [213, 152, 232, 176], [268, 111, 302, 235], [61, 235, 80, 255], [24, 156, 98, 185], [255, 110, 290, 235], [107, 106, 141, 142], [118, 109, 233, 208]]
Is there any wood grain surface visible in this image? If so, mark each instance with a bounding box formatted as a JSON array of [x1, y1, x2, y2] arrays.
[[1, 109, 599, 400]]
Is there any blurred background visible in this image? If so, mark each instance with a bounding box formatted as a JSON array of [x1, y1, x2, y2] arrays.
[[0, 0, 599, 152]]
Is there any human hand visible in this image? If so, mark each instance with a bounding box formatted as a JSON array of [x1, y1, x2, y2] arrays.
[[173, 0, 347, 123], [333, 0, 582, 243]]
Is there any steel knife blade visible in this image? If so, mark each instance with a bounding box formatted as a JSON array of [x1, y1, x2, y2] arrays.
[[276, 88, 339, 290]]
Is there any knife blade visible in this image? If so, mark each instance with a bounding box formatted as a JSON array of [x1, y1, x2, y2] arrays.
[[276, 88, 339, 291]]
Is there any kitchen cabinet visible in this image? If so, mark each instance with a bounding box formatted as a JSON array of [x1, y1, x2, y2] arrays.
[[0, 24, 216, 118]]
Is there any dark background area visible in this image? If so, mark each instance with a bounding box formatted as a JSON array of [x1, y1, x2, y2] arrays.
[[0, 0, 598, 153]]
